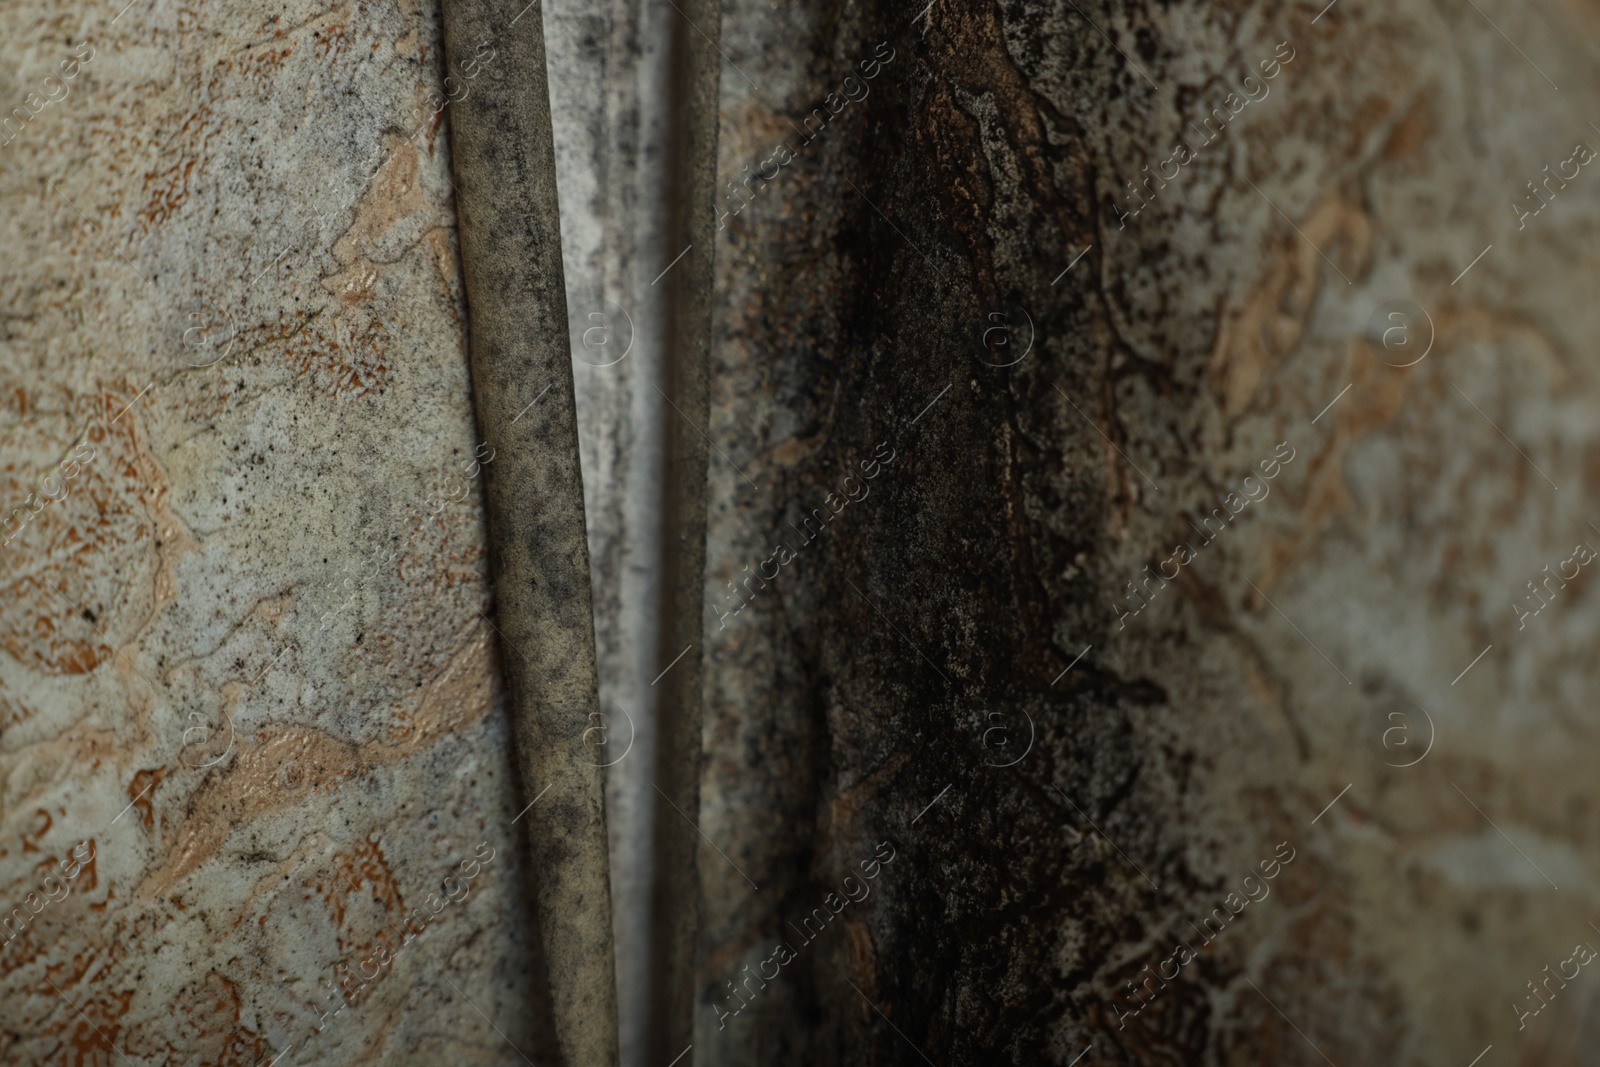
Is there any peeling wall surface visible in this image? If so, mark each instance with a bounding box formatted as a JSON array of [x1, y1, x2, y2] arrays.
[[0, 2, 546, 1064]]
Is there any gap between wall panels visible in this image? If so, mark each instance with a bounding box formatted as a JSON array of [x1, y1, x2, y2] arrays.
[[541, 2, 675, 1063]]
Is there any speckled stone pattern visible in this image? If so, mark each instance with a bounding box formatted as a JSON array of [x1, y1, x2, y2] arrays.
[[0, 2, 552, 1064], [697, 1, 1600, 1064]]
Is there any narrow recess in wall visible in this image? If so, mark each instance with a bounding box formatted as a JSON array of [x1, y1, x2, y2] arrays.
[[540, 1, 674, 1063]]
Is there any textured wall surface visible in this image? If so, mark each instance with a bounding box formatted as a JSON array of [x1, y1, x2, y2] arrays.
[[0, 2, 550, 1063], [697, 0, 1600, 1064], [8, 0, 1600, 1064]]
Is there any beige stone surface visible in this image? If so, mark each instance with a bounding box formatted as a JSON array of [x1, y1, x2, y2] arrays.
[[0, 1, 547, 1063]]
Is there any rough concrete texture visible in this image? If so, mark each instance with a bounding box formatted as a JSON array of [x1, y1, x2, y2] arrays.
[[0, 1, 555, 1064], [697, 0, 1600, 1064]]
